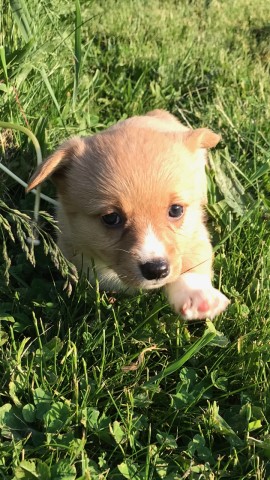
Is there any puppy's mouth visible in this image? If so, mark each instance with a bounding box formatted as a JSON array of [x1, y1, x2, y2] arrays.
[[138, 277, 170, 290], [119, 276, 170, 291]]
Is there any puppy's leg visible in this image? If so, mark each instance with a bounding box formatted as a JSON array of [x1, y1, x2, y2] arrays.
[[166, 230, 230, 320]]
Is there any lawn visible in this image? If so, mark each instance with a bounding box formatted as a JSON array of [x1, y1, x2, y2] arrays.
[[0, 0, 270, 478]]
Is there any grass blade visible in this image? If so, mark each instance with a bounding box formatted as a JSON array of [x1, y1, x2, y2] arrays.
[[40, 68, 66, 131], [143, 321, 224, 387], [0, 46, 8, 83], [10, 0, 32, 42], [73, 0, 82, 108]]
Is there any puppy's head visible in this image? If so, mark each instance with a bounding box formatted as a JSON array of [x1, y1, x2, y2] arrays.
[[27, 110, 220, 290]]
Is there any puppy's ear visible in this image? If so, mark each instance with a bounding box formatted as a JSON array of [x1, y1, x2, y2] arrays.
[[27, 137, 84, 192], [183, 128, 221, 151], [146, 109, 179, 123], [146, 109, 171, 119]]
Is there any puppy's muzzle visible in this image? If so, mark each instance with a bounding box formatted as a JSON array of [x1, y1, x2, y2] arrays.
[[139, 259, 170, 281]]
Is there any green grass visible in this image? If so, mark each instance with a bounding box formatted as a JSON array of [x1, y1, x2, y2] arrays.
[[1, 0, 270, 478]]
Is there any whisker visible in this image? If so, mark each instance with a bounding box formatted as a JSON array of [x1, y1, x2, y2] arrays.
[[181, 257, 212, 275], [115, 247, 134, 254]]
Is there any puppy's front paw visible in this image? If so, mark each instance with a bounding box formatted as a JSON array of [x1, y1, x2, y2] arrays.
[[179, 287, 230, 320], [166, 273, 230, 320]]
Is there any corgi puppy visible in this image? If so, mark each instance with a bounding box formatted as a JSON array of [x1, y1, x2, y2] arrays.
[[27, 110, 229, 320]]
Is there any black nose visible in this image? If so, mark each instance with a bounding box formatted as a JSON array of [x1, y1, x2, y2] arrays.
[[139, 259, 170, 281]]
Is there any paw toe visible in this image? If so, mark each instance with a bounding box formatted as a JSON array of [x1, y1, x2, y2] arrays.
[[197, 299, 210, 313]]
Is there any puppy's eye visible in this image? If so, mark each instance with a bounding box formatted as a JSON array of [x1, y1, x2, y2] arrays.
[[101, 212, 123, 227], [168, 204, 184, 218]]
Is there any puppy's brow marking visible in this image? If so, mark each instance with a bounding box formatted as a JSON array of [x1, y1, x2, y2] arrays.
[[140, 225, 166, 260]]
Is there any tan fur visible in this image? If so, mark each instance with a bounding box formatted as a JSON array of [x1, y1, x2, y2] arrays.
[[27, 109, 229, 319]]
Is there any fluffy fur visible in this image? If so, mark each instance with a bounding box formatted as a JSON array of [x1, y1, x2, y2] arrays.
[[27, 110, 229, 319]]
